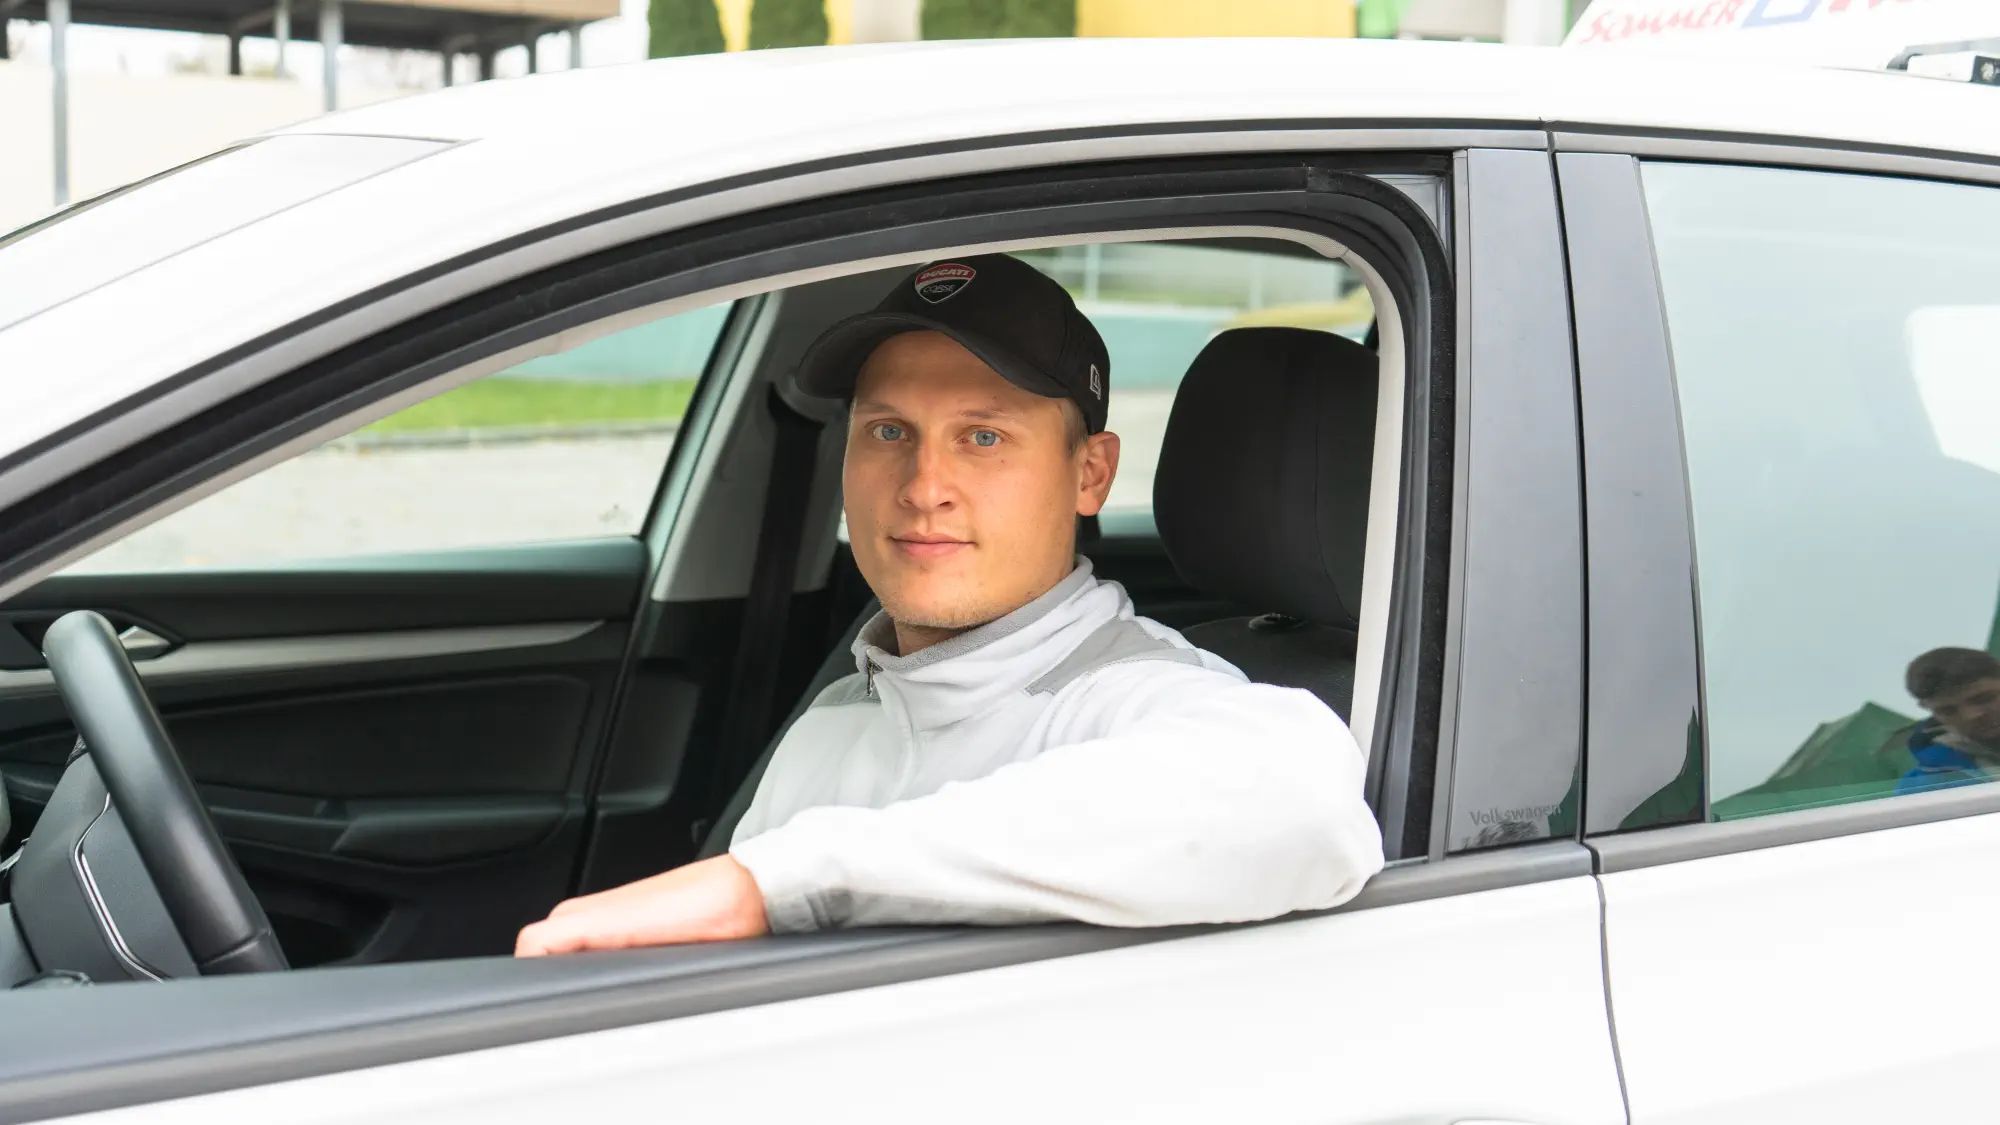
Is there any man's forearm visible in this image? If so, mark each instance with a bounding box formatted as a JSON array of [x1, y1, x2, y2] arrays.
[[732, 679, 1384, 932]]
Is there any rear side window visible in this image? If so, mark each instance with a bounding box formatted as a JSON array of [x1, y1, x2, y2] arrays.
[[1644, 162, 2000, 820]]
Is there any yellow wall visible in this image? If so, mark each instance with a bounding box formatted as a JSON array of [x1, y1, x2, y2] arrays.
[[718, 0, 858, 49], [1078, 0, 1355, 37], [720, 0, 1356, 51], [826, 0, 854, 44]]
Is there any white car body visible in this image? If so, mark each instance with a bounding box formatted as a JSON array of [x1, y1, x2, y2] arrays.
[[3, 37, 2000, 1125]]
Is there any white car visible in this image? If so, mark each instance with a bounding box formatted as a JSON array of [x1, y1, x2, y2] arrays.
[[3, 35, 2000, 1125]]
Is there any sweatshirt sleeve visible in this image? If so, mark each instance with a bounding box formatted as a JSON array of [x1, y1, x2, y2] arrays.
[[729, 663, 1385, 933]]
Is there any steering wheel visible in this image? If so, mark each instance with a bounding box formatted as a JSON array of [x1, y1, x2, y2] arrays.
[[28, 610, 286, 976]]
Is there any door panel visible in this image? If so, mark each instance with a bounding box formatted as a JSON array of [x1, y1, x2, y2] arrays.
[[66, 865, 1626, 1125], [0, 537, 648, 966], [1601, 815, 2000, 1124]]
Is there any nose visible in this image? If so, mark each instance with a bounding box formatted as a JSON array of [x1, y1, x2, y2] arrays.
[[899, 432, 958, 514]]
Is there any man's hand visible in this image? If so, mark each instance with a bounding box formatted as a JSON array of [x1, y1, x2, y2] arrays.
[[515, 855, 769, 957]]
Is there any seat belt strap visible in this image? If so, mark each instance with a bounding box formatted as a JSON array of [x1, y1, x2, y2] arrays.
[[703, 388, 823, 832]]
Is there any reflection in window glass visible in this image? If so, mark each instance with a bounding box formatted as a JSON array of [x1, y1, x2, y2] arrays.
[[1643, 163, 2000, 819], [1012, 241, 1369, 516], [65, 302, 732, 573]]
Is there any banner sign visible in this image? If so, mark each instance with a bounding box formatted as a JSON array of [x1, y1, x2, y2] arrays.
[[1566, 0, 2000, 66]]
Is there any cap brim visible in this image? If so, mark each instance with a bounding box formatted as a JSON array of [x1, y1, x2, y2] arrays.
[[794, 311, 1071, 405]]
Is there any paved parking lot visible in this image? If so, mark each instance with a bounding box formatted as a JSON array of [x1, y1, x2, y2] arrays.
[[67, 393, 1174, 574]]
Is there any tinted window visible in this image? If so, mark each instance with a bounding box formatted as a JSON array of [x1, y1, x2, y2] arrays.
[[1644, 163, 2000, 819]]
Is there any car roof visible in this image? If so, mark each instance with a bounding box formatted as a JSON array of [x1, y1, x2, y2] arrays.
[[5, 36, 1993, 493], [286, 37, 2000, 161]]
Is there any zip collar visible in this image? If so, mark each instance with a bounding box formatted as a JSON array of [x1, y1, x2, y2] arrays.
[[852, 559, 1128, 732]]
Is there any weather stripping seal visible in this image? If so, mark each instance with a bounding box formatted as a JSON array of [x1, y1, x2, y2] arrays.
[[1553, 126, 2000, 187]]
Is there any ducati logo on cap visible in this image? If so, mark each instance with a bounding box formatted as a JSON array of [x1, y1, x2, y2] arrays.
[[1089, 364, 1103, 399], [913, 263, 976, 304]]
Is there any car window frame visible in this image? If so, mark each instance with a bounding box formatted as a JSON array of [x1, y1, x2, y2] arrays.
[[1560, 135, 2000, 872], [0, 130, 1590, 1117], [0, 149, 1465, 847]]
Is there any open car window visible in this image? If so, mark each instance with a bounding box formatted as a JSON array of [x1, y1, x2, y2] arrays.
[[1015, 240, 1372, 525], [60, 301, 733, 573]]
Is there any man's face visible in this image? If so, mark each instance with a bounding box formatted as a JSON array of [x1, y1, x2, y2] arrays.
[[844, 331, 1118, 640], [1924, 676, 2000, 748]]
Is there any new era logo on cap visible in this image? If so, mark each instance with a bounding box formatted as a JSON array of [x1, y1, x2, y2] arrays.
[[913, 263, 977, 304], [1089, 364, 1102, 399]]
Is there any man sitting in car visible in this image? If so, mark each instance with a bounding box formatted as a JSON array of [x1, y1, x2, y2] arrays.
[[515, 255, 1384, 954]]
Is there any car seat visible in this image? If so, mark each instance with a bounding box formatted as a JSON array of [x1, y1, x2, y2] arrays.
[[1152, 327, 1378, 721]]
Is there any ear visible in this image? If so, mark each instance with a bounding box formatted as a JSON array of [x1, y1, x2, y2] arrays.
[[1074, 431, 1121, 518]]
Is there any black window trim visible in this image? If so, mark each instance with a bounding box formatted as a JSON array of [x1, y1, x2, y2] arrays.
[[1554, 124, 2000, 189], [1558, 151, 1707, 839], [1430, 147, 1588, 859], [1565, 138, 2000, 871]]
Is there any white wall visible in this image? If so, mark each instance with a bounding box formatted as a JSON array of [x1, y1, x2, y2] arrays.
[[0, 61, 407, 232]]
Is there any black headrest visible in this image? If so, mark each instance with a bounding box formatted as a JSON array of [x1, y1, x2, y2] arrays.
[[1154, 327, 1378, 626]]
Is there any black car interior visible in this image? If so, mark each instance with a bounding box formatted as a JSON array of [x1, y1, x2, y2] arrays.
[[0, 241, 1384, 986]]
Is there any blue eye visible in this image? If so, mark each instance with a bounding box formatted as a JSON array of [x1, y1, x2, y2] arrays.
[[971, 430, 999, 448], [872, 423, 905, 442]]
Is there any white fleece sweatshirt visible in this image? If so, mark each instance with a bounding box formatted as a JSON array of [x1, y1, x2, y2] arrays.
[[729, 560, 1385, 934]]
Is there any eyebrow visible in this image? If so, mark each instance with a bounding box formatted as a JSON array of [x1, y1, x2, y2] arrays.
[[850, 401, 1024, 421]]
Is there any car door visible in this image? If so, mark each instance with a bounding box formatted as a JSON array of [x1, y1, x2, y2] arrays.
[[1564, 146, 2000, 1122], [0, 295, 754, 967], [0, 120, 1623, 1122]]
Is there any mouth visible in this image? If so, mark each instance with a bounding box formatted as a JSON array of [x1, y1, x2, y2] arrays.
[[889, 533, 973, 561]]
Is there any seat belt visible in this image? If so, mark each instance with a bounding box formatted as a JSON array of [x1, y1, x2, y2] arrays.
[[699, 388, 824, 842]]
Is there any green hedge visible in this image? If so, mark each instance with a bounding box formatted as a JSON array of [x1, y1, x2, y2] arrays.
[[749, 0, 828, 48], [648, 0, 725, 57], [922, 0, 1074, 39]]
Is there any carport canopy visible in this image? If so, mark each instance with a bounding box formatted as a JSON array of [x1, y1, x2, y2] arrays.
[[4, 0, 614, 57], [4, 0, 615, 208]]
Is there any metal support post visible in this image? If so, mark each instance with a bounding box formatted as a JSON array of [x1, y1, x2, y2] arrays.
[[568, 21, 581, 68], [476, 46, 493, 80], [274, 0, 290, 77], [1502, 0, 1567, 45], [524, 31, 537, 73], [50, 0, 70, 207], [228, 32, 243, 74], [319, 0, 341, 110]]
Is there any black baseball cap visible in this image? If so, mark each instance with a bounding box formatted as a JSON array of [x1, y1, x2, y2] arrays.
[[795, 254, 1111, 434]]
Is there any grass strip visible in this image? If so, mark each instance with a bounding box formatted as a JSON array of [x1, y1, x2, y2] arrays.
[[363, 378, 699, 434]]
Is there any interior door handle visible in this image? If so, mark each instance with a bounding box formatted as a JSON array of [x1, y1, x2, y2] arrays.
[[0, 613, 179, 668], [116, 625, 176, 660]]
